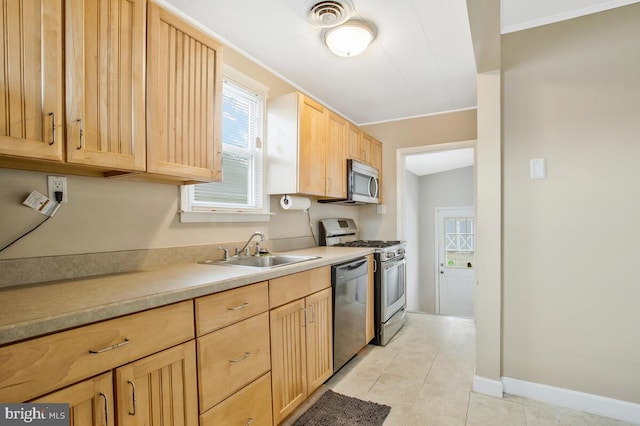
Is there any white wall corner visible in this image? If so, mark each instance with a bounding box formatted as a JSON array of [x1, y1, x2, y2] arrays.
[[502, 377, 640, 424], [473, 375, 504, 398]]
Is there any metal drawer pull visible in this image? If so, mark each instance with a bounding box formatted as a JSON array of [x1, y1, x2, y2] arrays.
[[99, 392, 109, 426], [89, 338, 131, 354], [229, 351, 252, 364], [127, 380, 137, 416], [228, 302, 249, 311], [245, 418, 255, 426], [48, 113, 55, 145]]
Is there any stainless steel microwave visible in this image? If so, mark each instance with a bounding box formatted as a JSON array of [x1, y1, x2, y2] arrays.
[[320, 159, 379, 205]]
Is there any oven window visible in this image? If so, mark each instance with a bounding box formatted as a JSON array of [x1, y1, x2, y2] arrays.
[[385, 262, 405, 307]]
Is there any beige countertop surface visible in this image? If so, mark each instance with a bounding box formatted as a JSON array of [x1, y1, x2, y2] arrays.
[[0, 247, 373, 346]]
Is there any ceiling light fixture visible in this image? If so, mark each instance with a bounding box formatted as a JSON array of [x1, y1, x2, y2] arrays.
[[324, 19, 376, 57]]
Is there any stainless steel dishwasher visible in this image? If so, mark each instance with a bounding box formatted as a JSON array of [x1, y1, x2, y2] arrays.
[[332, 257, 369, 373]]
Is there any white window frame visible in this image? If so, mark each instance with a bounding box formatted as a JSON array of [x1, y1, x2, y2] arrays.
[[179, 65, 271, 223]]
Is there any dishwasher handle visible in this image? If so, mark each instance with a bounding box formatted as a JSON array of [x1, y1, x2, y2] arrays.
[[343, 259, 367, 271]]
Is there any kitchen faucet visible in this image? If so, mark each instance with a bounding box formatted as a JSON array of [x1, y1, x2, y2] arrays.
[[237, 231, 265, 256]]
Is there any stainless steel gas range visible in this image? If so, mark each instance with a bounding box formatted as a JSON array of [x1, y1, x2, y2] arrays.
[[320, 218, 407, 346]]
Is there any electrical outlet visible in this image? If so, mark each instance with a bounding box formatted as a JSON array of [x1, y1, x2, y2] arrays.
[[48, 176, 68, 203]]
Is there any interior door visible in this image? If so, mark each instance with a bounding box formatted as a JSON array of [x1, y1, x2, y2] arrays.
[[437, 208, 475, 317]]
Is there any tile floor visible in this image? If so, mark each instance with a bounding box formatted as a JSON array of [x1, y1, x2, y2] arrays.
[[289, 312, 635, 426]]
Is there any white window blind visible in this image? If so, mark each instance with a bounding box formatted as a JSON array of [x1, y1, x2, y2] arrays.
[[185, 78, 265, 213]]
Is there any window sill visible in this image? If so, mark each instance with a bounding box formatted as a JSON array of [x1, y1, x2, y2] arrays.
[[179, 210, 273, 223]]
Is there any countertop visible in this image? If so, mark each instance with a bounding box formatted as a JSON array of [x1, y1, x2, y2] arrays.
[[0, 246, 373, 346]]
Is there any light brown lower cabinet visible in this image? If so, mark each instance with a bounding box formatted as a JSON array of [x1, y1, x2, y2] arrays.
[[32, 340, 198, 426], [115, 340, 198, 426], [270, 287, 333, 425], [200, 372, 273, 426], [33, 372, 115, 426], [366, 254, 375, 343]]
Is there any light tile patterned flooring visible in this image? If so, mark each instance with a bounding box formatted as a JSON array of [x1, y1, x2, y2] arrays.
[[313, 313, 634, 426]]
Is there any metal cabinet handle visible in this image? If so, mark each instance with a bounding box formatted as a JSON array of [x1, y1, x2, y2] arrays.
[[227, 302, 249, 311], [76, 119, 84, 150], [373, 259, 377, 273], [99, 392, 109, 426], [245, 418, 255, 426], [48, 113, 55, 146], [89, 338, 130, 354], [307, 304, 315, 324], [229, 351, 251, 364], [127, 380, 137, 416]]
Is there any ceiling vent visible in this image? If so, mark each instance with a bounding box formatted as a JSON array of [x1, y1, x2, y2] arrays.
[[307, 0, 353, 27]]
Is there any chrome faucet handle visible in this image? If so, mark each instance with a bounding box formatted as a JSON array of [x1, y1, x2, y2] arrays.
[[218, 247, 230, 261]]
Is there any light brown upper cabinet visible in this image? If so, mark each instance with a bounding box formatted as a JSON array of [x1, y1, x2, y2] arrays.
[[146, 3, 223, 182], [360, 132, 373, 165], [0, 0, 64, 162], [347, 123, 362, 163], [267, 92, 348, 198], [65, 0, 147, 171], [298, 95, 327, 195], [325, 111, 348, 198]]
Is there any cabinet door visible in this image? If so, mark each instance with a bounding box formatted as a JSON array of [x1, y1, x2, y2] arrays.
[[305, 288, 333, 394], [347, 123, 361, 161], [146, 3, 223, 181], [0, 0, 63, 162], [270, 299, 307, 425], [361, 132, 373, 165], [325, 112, 347, 198], [66, 0, 146, 171], [115, 341, 198, 426], [366, 254, 375, 342], [33, 372, 114, 426], [298, 94, 326, 196]]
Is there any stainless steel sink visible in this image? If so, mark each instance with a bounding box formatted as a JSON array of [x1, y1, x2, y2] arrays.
[[199, 254, 320, 269]]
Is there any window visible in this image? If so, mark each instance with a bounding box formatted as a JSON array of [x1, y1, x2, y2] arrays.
[[180, 68, 269, 223], [445, 217, 475, 268]]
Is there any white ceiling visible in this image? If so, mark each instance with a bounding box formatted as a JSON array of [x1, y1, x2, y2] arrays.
[[501, 0, 640, 33], [163, 0, 478, 125], [161, 0, 634, 126], [405, 148, 474, 176]]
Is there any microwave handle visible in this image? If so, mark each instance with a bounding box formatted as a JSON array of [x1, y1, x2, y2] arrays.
[[369, 176, 379, 199]]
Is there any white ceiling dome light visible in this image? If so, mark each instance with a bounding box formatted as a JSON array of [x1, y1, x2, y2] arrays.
[[324, 19, 376, 57]]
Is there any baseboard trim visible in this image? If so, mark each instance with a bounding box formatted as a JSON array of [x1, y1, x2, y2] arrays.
[[473, 375, 504, 398], [502, 377, 640, 424]]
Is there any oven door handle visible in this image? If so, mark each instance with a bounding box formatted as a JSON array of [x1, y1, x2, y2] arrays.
[[382, 257, 405, 270]]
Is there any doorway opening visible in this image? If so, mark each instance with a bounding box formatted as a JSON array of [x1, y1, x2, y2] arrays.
[[396, 140, 476, 318]]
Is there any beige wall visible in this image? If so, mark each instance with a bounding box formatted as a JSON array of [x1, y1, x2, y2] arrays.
[[502, 4, 640, 403], [474, 70, 502, 385], [359, 110, 477, 240]]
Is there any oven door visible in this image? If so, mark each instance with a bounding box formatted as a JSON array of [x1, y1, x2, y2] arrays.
[[380, 256, 406, 322]]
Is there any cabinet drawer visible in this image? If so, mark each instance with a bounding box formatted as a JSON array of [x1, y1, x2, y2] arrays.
[[197, 312, 271, 412], [269, 266, 330, 308], [200, 373, 272, 426], [195, 281, 268, 336], [0, 301, 194, 402]]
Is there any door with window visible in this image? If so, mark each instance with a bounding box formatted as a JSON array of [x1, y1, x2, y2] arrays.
[[437, 208, 475, 317]]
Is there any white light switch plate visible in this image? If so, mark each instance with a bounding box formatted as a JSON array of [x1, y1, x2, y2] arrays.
[[530, 158, 546, 179]]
